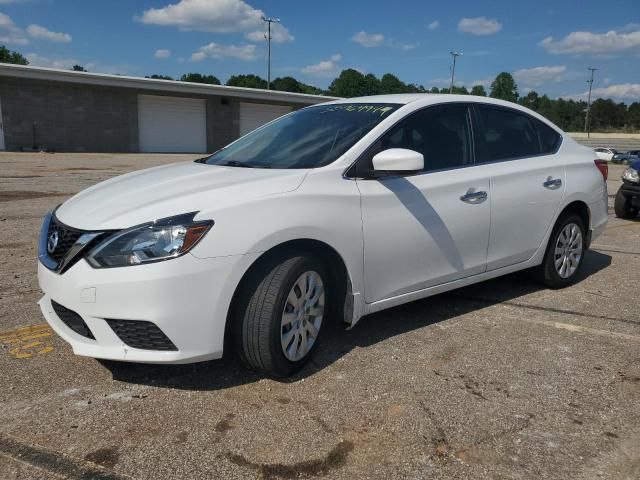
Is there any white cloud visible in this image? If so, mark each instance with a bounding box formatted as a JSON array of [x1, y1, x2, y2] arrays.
[[154, 48, 171, 58], [351, 31, 384, 47], [26, 24, 72, 42], [513, 65, 567, 86], [591, 83, 640, 100], [428, 20, 439, 31], [244, 23, 293, 43], [191, 42, 257, 61], [562, 83, 640, 101], [137, 0, 293, 42], [302, 54, 342, 76], [0, 12, 28, 45], [539, 29, 640, 55], [458, 17, 502, 36], [25, 53, 78, 69]]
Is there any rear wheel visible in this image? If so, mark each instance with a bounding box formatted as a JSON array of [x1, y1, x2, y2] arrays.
[[235, 255, 328, 377], [536, 213, 586, 289], [614, 189, 638, 219]]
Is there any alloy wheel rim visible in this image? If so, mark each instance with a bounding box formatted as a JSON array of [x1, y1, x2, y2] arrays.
[[554, 223, 583, 279], [280, 271, 325, 362]]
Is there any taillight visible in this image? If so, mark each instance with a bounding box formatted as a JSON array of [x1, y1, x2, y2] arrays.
[[594, 159, 608, 181]]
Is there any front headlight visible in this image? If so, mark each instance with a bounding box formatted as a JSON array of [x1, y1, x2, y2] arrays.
[[87, 212, 213, 268], [622, 168, 639, 183]]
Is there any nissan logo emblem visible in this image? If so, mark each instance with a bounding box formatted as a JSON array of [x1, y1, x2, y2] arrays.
[[47, 230, 59, 254]]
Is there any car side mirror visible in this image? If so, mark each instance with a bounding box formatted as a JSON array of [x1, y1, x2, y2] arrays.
[[372, 148, 424, 172]]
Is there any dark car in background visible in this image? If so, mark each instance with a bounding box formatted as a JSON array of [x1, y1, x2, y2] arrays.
[[611, 151, 640, 165], [615, 158, 640, 219]]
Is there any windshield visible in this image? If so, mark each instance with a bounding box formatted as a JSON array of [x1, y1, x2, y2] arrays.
[[203, 103, 400, 169]]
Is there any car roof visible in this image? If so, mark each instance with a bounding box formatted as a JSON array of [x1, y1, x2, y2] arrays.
[[319, 93, 565, 133], [323, 93, 524, 107]]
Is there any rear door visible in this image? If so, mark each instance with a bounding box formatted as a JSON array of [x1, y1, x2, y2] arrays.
[[474, 104, 565, 270]]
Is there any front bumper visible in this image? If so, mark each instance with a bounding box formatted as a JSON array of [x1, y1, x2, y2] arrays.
[[620, 182, 640, 197], [38, 251, 259, 364]]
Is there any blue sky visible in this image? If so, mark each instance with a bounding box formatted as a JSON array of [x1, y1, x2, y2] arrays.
[[1, 0, 639, 101]]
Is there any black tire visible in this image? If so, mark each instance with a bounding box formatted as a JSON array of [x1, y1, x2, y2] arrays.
[[535, 213, 587, 289], [234, 254, 329, 377], [614, 189, 638, 219]]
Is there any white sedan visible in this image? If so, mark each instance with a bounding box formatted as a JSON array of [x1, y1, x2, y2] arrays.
[[38, 94, 609, 377], [594, 147, 617, 161]]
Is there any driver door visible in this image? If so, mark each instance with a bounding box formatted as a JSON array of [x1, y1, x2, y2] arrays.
[[355, 104, 491, 303]]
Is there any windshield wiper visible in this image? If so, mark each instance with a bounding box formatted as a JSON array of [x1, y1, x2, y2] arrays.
[[218, 160, 256, 168], [194, 156, 209, 164]]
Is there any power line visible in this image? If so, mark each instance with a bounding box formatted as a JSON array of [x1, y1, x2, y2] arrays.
[[584, 66, 598, 138], [449, 52, 462, 94], [261, 16, 280, 90]]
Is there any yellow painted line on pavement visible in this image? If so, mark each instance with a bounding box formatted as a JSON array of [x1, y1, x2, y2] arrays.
[[0, 324, 54, 359]]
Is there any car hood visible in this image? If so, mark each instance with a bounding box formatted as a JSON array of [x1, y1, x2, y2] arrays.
[[55, 162, 308, 230], [631, 158, 640, 171]]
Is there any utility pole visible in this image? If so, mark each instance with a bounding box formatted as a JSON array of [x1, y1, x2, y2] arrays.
[[449, 51, 462, 94], [584, 67, 598, 138], [262, 16, 280, 90]]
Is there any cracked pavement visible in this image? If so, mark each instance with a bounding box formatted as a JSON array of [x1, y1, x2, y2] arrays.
[[1, 153, 639, 479]]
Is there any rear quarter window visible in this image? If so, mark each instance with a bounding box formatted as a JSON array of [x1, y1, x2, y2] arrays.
[[535, 120, 562, 154]]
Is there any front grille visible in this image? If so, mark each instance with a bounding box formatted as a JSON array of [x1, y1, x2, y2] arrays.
[[47, 216, 84, 263], [106, 319, 177, 351], [51, 301, 95, 339]]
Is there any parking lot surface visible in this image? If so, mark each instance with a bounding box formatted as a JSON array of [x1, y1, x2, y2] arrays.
[[1, 153, 638, 480]]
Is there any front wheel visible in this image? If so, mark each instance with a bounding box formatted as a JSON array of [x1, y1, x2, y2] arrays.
[[614, 189, 638, 219], [536, 214, 586, 289], [235, 255, 328, 377]]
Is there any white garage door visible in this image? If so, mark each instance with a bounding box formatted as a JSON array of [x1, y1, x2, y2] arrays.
[[239, 103, 292, 136], [138, 95, 207, 153]]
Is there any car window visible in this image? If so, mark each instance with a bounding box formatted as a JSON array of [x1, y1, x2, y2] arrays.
[[204, 103, 400, 169], [535, 120, 561, 154], [595, 148, 604, 153], [364, 104, 473, 173], [477, 106, 541, 161]]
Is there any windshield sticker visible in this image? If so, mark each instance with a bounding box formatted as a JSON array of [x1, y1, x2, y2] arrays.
[[320, 105, 395, 116]]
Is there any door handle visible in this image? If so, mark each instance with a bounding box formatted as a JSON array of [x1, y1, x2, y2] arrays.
[[543, 177, 562, 189], [460, 189, 488, 204]]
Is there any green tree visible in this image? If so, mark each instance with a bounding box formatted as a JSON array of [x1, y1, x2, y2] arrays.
[[536, 94, 556, 124], [380, 73, 407, 94], [519, 90, 540, 111], [406, 83, 426, 93], [470, 85, 487, 96], [272, 76, 325, 95], [363, 73, 381, 96], [490, 72, 518, 102], [429, 86, 441, 94], [450, 85, 469, 95], [226, 74, 267, 89], [180, 73, 221, 85], [72, 65, 87, 72], [146, 74, 174, 80], [0, 46, 28, 65], [328, 69, 369, 97], [271, 76, 304, 93], [627, 102, 640, 129]]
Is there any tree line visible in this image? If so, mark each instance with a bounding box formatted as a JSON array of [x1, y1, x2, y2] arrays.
[[2, 45, 639, 132]]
